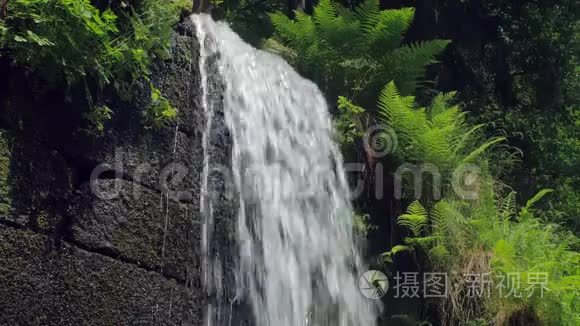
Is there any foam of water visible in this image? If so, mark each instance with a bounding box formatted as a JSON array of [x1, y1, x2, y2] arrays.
[[195, 14, 378, 326]]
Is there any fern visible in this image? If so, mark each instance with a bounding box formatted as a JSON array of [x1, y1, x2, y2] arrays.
[[524, 188, 555, 210], [461, 137, 506, 164], [396, 186, 579, 324], [397, 200, 429, 237], [377, 82, 503, 173], [500, 191, 517, 221], [515, 188, 554, 221], [383, 40, 451, 94], [377, 81, 579, 323], [83, 105, 113, 136], [269, 0, 449, 102], [382, 244, 413, 263], [353, 211, 373, 237], [424, 187, 578, 324], [429, 244, 451, 264], [354, 0, 380, 32]]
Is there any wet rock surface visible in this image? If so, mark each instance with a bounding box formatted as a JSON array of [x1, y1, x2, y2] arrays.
[[70, 179, 201, 282], [0, 227, 201, 325], [0, 19, 208, 325]]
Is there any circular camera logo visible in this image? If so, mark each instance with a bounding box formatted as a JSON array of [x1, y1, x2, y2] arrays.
[[359, 270, 389, 299]]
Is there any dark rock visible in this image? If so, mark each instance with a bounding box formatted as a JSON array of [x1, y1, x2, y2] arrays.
[[0, 129, 73, 231], [59, 20, 204, 196], [151, 24, 204, 137], [68, 127, 200, 198], [0, 18, 206, 324], [70, 180, 201, 282], [0, 227, 201, 325]]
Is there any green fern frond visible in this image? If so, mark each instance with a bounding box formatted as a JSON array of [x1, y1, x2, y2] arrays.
[[429, 91, 458, 117], [313, 0, 337, 24], [500, 191, 517, 221], [365, 8, 415, 54], [405, 235, 439, 247], [398, 200, 428, 237], [398, 213, 429, 237], [269, 11, 315, 51], [381, 7, 415, 31], [391, 244, 413, 254], [408, 200, 428, 216], [377, 81, 428, 138], [386, 39, 450, 93], [382, 244, 413, 262], [461, 136, 506, 164], [269, 12, 299, 43], [430, 105, 463, 130], [517, 188, 555, 221], [334, 3, 357, 22], [294, 11, 316, 44], [458, 123, 487, 146], [312, 0, 363, 53], [524, 188, 555, 210], [270, 1, 448, 101], [392, 40, 451, 64], [354, 0, 381, 33], [493, 239, 516, 270], [377, 81, 402, 121], [429, 244, 451, 264]]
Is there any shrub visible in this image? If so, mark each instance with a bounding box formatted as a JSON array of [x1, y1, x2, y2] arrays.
[[378, 83, 580, 324], [83, 104, 113, 136], [269, 0, 449, 105], [0, 0, 186, 129], [145, 85, 178, 129]]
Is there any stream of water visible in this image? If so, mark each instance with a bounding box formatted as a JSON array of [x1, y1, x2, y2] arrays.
[[195, 14, 378, 326]]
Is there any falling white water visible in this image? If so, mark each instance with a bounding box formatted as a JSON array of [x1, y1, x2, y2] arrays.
[[196, 11, 214, 295], [195, 15, 226, 326], [195, 14, 378, 326]]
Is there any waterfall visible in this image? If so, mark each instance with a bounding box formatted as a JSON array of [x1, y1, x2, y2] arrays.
[[195, 14, 378, 326]]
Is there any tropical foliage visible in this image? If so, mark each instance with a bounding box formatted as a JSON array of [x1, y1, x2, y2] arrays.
[[0, 0, 189, 129], [392, 187, 580, 324], [269, 0, 449, 105], [376, 82, 505, 173], [265, 2, 579, 321], [473, 0, 580, 233], [378, 83, 580, 324], [0, 0, 577, 324]]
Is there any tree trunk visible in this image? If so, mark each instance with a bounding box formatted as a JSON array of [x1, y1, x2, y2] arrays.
[[0, 0, 8, 19]]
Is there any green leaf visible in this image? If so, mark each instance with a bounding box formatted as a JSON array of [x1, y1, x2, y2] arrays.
[[461, 137, 506, 164], [13, 35, 28, 43], [524, 189, 555, 210]]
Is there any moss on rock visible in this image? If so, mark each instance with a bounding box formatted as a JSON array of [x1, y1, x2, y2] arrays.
[[0, 130, 13, 217]]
